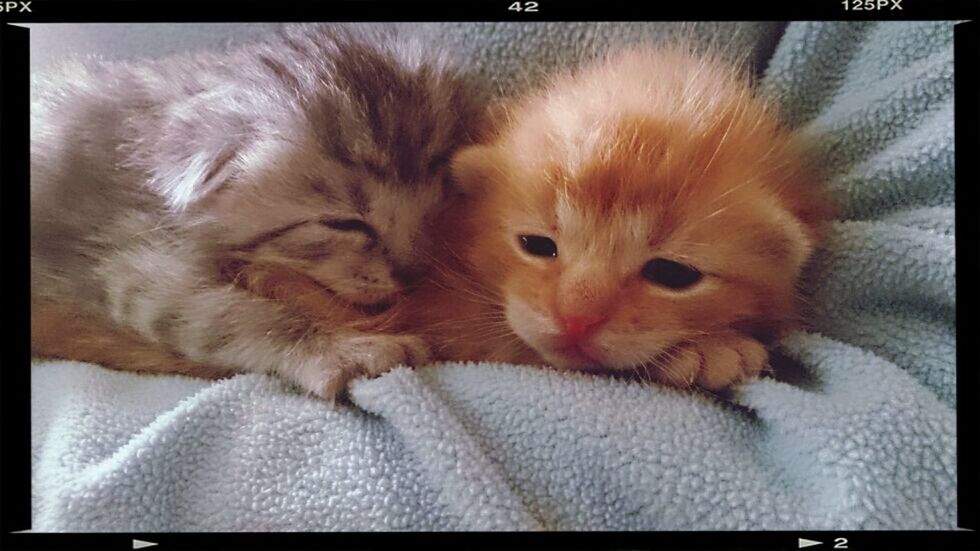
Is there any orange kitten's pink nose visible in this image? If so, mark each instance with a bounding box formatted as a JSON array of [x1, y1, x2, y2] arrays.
[[560, 314, 606, 345]]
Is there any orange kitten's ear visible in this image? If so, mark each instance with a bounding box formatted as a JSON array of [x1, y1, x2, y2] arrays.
[[449, 144, 499, 198]]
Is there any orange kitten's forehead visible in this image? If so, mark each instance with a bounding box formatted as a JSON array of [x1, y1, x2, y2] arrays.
[[553, 194, 651, 267], [499, 85, 808, 274]]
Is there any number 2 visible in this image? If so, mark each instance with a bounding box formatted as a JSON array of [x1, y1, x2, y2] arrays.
[[834, 538, 849, 549]]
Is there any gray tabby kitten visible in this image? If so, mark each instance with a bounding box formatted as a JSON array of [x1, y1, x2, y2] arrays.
[[30, 24, 486, 399]]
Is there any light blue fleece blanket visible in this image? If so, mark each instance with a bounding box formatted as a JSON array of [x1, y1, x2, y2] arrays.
[[30, 21, 956, 531]]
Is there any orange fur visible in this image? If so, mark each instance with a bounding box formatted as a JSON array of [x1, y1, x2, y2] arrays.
[[31, 300, 233, 379]]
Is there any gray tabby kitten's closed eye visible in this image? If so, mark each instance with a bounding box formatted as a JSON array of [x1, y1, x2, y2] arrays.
[[30, 23, 488, 400]]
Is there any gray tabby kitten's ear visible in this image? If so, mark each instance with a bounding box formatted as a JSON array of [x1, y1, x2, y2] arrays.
[[141, 90, 252, 211]]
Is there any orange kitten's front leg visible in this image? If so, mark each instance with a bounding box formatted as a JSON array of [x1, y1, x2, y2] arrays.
[[31, 300, 234, 380], [651, 334, 769, 391]]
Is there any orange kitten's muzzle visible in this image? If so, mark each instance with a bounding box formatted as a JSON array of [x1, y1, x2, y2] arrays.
[[558, 314, 607, 347], [544, 314, 609, 368]]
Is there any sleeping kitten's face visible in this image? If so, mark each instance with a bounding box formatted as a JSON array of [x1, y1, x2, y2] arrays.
[[214, 140, 450, 307], [451, 48, 828, 373], [192, 30, 484, 307]]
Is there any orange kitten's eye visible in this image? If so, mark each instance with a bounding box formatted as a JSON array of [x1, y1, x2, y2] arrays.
[[518, 235, 558, 258], [642, 259, 703, 290]]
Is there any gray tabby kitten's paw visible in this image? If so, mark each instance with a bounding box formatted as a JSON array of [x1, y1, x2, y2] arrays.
[[304, 334, 432, 401]]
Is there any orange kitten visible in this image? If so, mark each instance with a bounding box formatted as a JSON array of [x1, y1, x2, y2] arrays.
[[401, 45, 832, 390]]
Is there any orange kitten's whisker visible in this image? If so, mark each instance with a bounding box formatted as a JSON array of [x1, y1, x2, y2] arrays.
[[420, 250, 502, 304], [645, 354, 687, 386], [423, 311, 508, 328], [421, 264, 501, 307], [480, 334, 528, 363], [426, 317, 515, 342], [422, 310, 509, 326], [637, 341, 697, 385], [441, 321, 515, 340]]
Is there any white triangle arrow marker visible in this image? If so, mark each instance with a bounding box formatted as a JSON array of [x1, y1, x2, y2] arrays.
[[798, 538, 823, 549], [133, 540, 158, 550]]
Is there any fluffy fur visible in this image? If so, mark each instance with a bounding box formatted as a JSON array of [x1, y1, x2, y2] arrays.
[[36, 44, 831, 395], [414, 45, 832, 389], [30, 24, 486, 399]]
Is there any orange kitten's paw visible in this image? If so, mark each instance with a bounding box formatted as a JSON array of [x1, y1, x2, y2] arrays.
[[653, 334, 768, 391], [313, 334, 432, 401]]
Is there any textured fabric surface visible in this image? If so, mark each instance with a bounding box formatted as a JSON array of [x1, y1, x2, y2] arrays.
[[419, 22, 785, 94], [30, 21, 957, 531], [26, 23, 286, 73]]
